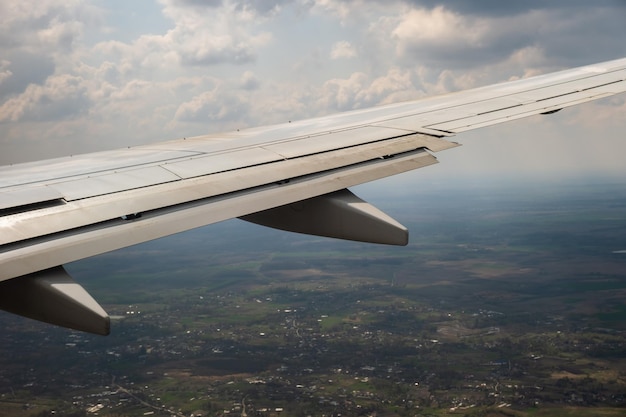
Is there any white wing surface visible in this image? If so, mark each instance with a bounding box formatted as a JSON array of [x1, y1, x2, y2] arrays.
[[1, 57, 626, 334]]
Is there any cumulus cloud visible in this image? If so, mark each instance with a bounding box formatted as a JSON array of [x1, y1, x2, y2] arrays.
[[159, 0, 274, 66], [0, 1, 101, 59], [0, 60, 12, 86], [0, 74, 91, 122], [314, 67, 421, 112], [0, 2, 102, 127], [307, 0, 358, 21], [384, 6, 555, 70], [384, 1, 626, 70], [240, 71, 260, 90], [174, 86, 251, 123], [391, 6, 487, 62], [330, 41, 357, 59], [170, 0, 288, 15], [0, 52, 57, 99], [404, 0, 626, 17], [1, 0, 625, 178]]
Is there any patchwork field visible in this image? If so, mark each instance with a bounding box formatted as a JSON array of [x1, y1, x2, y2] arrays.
[[1, 179, 625, 416]]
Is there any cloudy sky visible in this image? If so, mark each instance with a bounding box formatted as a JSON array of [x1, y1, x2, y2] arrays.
[[1, 0, 626, 183]]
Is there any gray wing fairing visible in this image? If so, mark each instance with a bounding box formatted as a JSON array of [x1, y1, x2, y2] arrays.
[[1, 57, 626, 334], [0, 266, 109, 335], [241, 188, 409, 246]]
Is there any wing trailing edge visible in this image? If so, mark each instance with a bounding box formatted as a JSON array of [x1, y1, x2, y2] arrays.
[[241, 188, 408, 246], [1, 134, 454, 283]]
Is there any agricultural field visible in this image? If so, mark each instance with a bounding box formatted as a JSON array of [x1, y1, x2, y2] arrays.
[[1, 178, 625, 416]]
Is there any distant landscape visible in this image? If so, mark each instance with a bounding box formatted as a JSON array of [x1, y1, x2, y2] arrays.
[[1, 177, 625, 417]]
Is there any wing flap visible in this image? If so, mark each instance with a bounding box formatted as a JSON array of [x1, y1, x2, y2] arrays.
[[0, 127, 444, 209], [0, 148, 438, 281], [0, 134, 457, 247]]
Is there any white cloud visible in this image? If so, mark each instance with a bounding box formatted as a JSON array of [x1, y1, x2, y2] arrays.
[[0, 0, 624, 181], [158, 0, 274, 66], [393, 6, 486, 50], [0, 1, 102, 54], [307, 0, 357, 21], [317, 72, 368, 111], [240, 71, 260, 90], [314, 67, 422, 112], [0, 73, 89, 122], [175, 88, 226, 122], [330, 41, 357, 59], [0, 60, 12, 86]]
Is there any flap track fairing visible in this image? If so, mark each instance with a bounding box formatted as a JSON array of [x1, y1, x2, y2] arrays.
[[0, 266, 110, 335], [240, 188, 408, 246]]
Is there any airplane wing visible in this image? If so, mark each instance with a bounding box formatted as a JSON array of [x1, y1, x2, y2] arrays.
[[1, 57, 626, 335]]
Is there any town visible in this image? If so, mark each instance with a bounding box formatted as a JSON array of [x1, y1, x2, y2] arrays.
[[1, 181, 626, 416]]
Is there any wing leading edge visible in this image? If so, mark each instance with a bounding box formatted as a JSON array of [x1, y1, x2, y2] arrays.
[[1, 57, 625, 334]]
